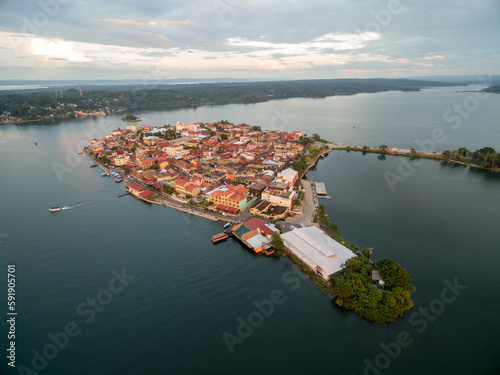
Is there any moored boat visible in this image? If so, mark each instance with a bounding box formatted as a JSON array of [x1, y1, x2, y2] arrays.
[[115, 177, 123, 183], [101, 172, 108, 177], [90, 164, 97, 168]]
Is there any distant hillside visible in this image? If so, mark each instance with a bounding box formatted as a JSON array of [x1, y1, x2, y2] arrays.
[[0, 78, 452, 121]]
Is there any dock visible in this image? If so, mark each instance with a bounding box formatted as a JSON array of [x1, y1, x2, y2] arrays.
[[315, 182, 328, 196], [117, 193, 130, 198], [212, 232, 232, 243]]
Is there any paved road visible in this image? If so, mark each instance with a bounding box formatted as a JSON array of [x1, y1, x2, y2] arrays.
[[282, 179, 318, 231]]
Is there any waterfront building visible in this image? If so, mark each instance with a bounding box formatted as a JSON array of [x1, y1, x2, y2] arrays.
[[281, 226, 356, 280], [208, 184, 254, 214]]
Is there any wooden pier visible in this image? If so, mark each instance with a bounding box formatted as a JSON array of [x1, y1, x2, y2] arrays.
[[315, 182, 328, 196], [212, 232, 232, 243]]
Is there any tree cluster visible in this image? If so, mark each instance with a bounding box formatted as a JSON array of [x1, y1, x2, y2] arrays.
[[442, 147, 500, 168], [331, 257, 415, 323]]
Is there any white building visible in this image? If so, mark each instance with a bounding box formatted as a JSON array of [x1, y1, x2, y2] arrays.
[[175, 122, 200, 133], [126, 124, 141, 132], [278, 168, 298, 188], [281, 226, 356, 280], [261, 189, 296, 208], [113, 154, 130, 166]]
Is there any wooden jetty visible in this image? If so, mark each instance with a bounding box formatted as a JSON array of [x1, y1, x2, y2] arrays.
[[117, 192, 130, 198], [212, 232, 232, 243], [315, 182, 328, 196]]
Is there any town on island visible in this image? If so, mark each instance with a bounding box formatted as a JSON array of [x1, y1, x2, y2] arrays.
[[81, 119, 415, 323]]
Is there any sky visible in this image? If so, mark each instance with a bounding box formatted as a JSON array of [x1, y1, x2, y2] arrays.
[[0, 0, 499, 80]]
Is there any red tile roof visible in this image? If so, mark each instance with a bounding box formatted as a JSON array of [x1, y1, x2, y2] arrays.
[[139, 190, 154, 198], [243, 217, 269, 231], [127, 183, 145, 193]]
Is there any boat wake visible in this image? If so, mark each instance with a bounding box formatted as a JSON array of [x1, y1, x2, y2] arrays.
[[62, 201, 93, 210]]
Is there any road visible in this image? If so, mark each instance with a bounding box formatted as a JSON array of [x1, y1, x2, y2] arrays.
[[282, 179, 318, 231]]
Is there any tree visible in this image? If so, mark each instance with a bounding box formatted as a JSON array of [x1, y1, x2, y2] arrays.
[[298, 136, 312, 146], [271, 232, 285, 251], [442, 150, 452, 160], [331, 257, 414, 323], [312, 133, 321, 141], [252, 126, 261, 131], [379, 145, 388, 152], [376, 258, 415, 292], [162, 185, 175, 195], [410, 148, 417, 156]]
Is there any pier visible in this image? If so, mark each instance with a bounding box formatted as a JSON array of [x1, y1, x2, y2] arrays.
[[315, 182, 328, 196], [212, 232, 232, 243]]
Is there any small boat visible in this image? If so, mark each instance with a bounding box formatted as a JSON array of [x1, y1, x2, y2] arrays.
[[49, 207, 62, 212], [78, 152, 84, 155], [34, 142, 38, 146], [115, 178, 123, 183], [90, 164, 97, 168], [223, 222, 231, 229]]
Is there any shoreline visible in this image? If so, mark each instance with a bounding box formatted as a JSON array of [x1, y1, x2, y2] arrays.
[[327, 145, 500, 172], [84, 150, 239, 223]]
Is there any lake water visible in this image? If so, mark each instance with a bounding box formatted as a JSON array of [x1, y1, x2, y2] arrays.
[[1, 85, 499, 375]]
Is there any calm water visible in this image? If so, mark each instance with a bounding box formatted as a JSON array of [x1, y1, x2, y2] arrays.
[[1, 86, 499, 375]]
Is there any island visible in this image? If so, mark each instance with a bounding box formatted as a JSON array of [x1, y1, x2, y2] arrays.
[[84, 120, 415, 323], [121, 114, 142, 122]]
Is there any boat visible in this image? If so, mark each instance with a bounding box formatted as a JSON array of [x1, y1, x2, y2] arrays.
[[49, 207, 62, 212], [101, 173, 108, 177], [90, 164, 97, 168], [115, 178, 123, 183], [223, 222, 231, 229]]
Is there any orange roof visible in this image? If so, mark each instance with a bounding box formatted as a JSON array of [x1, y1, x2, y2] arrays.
[[175, 178, 189, 186], [210, 190, 224, 197], [227, 193, 246, 202]]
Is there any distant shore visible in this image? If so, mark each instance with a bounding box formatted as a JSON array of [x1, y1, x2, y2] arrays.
[[328, 145, 500, 172]]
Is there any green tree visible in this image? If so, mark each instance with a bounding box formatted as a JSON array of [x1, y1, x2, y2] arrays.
[[376, 258, 415, 292], [162, 185, 175, 195], [379, 145, 388, 152], [271, 232, 285, 251]]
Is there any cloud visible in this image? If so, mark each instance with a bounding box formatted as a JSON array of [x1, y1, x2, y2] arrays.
[[424, 55, 446, 60], [31, 38, 92, 62], [0, 0, 498, 79]]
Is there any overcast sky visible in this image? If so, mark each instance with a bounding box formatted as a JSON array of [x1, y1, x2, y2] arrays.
[[0, 0, 499, 80]]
